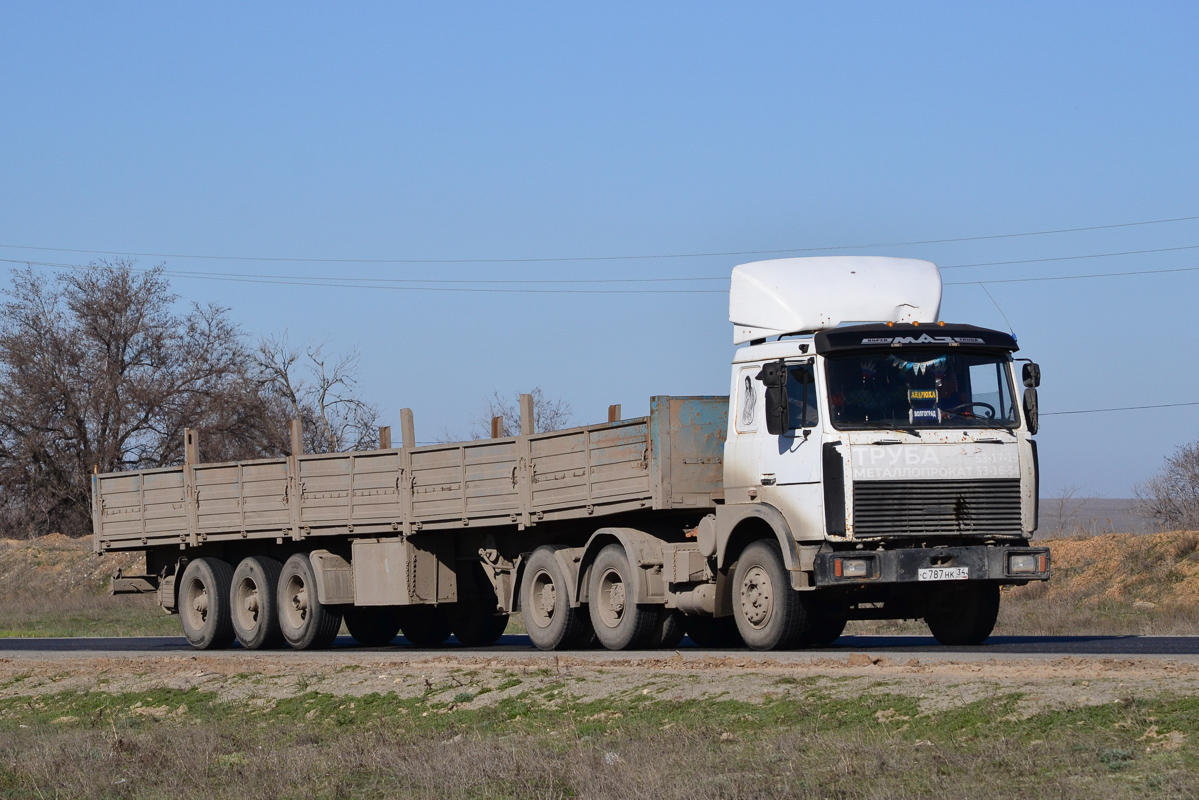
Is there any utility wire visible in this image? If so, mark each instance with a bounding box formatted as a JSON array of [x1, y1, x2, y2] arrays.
[[0, 213, 1196, 265], [1043, 401, 1199, 416], [8, 256, 1199, 294], [944, 264, 1199, 286]]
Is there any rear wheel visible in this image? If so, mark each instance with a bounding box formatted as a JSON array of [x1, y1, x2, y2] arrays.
[[277, 553, 343, 650], [684, 615, 743, 649], [179, 557, 236, 650], [732, 540, 807, 651], [521, 546, 591, 650], [925, 583, 1000, 646], [230, 556, 283, 650], [397, 606, 453, 647], [643, 608, 685, 649], [343, 607, 402, 647], [588, 544, 656, 651]]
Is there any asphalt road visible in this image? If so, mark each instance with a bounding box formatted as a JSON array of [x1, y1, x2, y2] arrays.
[[1, 634, 1198, 657]]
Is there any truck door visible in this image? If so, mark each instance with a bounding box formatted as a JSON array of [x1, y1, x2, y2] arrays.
[[758, 361, 823, 487]]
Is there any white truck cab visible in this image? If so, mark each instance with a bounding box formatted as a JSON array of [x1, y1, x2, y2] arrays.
[[713, 256, 1048, 648]]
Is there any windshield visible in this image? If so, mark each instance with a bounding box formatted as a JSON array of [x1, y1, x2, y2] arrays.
[[824, 349, 1018, 430]]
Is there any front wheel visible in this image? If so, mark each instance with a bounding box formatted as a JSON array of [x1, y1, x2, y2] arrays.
[[731, 540, 807, 651], [277, 554, 343, 650], [925, 583, 1000, 646]]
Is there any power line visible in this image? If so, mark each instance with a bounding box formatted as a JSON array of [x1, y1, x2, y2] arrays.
[[1044, 401, 1199, 416], [944, 264, 1199, 286], [9, 255, 1199, 294], [1, 258, 726, 294], [940, 243, 1199, 270], [0, 212, 1196, 265]]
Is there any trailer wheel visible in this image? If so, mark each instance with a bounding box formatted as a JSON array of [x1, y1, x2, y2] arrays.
[[230, 556, 284, 650], [925, 583, 1000, 646], [449, 604, 509, 647], [179, 558, 236, 650], [277, 554, 342, 650], [521, 546, 590, 650], [732, 540, 806, 650], [343, 607, 402, 647], [397, 606, 452, 647], [683, 615, 743, 649], [588, 544, 656, 650], [448, 563, 510, 647]]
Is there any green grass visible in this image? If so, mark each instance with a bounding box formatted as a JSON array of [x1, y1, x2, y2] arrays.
[[0, 601, 179, 638], [0, 684, 1194, 798]]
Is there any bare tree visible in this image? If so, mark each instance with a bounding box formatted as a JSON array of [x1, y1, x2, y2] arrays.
[[1135, 441, 1199, 531], [1049, 484, 1090, 536], [471, 388, 573, 439], [0, 262, 283, 538], [256, 335, 379, 454], [436, 388, 573, 442]]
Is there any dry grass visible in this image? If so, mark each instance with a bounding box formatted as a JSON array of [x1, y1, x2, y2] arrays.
[[0, 535, 175, 637], [0, 684, 1195, 799]]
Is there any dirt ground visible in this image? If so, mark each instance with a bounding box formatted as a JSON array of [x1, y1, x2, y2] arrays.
[[2, 650, 1197, 718]]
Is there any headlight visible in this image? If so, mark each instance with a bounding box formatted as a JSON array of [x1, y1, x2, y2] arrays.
[[1009, 554, 1038, 574], [841, 559, 869, 578]]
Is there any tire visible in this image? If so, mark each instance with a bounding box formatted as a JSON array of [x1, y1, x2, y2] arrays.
[[277, 553, 343, 650], [343, 607, 402, 647], [644, 608, 686, 649], [731, 540, 808, 651], [449, 605, 509, 647], [397, 606, 453, 647], [179, 558, 236, 650], [521, 546, 590, 650], [588, 544, 657, 651], [684, 615, 743, 649], [925, 583, 1000, 646], [801, 615, 847, 648], [230, 556, 284, 650], [448, 563, 510, 647]]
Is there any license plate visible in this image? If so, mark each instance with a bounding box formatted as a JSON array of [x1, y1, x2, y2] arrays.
[[918, 567, 969, 582]]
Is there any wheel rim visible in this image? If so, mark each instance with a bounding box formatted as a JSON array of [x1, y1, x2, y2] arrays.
[[281, 573, 308, 632], [182, 576, 209, 633], [234, 574, 262, 634], [528, 568, 557, 629], [739, 565, 774, 630], [596, 567, 627, 629]]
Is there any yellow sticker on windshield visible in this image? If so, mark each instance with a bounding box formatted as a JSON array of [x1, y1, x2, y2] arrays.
[[908, 390, 937, 401]]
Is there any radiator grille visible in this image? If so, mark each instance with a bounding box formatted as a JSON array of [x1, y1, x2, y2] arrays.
[[852, 479, 1022, 537]]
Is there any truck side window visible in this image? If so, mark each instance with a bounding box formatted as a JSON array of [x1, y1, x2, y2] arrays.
[[786, 364, 819, 429], [737, 368, 759, 432]]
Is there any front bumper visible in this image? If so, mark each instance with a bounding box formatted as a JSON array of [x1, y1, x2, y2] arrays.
[[812, 545, 1049, 587]]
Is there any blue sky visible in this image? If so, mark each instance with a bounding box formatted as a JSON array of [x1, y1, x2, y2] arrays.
[[2, 3, 1197, 496]]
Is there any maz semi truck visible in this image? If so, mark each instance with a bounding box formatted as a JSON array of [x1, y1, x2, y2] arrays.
[[93, 256, 1049, 652]]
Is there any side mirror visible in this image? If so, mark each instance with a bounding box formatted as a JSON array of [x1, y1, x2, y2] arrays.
[[756, 359, 790, 436], [1022, 362, 1041, 388], [1023, 387, 1039, 435]]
